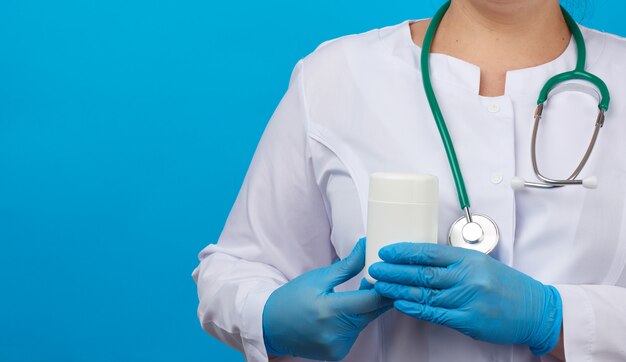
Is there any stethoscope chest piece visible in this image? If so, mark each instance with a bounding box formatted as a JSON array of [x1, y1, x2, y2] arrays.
[[448, 214, 499, 254]]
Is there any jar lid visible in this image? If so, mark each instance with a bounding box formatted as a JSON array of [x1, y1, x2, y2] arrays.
[[368, 173, 438, 204]]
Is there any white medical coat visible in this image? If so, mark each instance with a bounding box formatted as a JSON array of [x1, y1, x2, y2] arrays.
[[193, 20, 626, 362]]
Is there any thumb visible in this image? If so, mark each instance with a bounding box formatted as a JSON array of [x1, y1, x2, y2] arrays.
[[321, 237, 366, 289]]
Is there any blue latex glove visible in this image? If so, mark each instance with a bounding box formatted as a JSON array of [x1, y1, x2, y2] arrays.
[[369, 243, 562, 356], [262, 238, 392, 361]]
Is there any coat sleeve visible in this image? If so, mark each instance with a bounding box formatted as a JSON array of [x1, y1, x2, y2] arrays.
[[191, 59, 335, 362], [554, 284, 626, 361]]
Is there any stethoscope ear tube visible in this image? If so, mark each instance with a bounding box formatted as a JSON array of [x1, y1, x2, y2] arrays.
[[526, 102, 604, 190]]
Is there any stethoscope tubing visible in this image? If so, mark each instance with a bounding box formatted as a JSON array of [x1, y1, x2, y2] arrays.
[[420, 1, 611, 252], [421, 1, 611, 203], [420, 1, 470, 210]]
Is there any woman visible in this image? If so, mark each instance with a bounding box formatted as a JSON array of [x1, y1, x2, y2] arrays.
[[193, 0, 626, 361]]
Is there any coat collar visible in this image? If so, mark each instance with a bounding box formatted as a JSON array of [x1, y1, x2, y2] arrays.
[[386, 19, 605, 100]]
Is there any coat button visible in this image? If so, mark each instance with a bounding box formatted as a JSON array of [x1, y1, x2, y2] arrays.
[[491, 172, 503, 184], [487, 104, 501, 113]]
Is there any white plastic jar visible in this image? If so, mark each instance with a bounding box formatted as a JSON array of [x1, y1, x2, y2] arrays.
[[365, 173, 439, 284]]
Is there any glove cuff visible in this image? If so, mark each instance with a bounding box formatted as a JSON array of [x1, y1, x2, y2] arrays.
[[529, 285, 563, 356], [262, 293, 288, 357]]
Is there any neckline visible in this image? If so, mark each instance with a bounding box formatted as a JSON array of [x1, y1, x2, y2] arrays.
[[401, 19, 579, 97]]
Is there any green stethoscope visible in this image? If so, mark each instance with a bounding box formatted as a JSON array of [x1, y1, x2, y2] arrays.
[[422, 1, 611, 254]]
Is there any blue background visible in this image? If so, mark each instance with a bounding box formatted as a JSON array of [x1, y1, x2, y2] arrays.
[[1, 0, 624, 361]]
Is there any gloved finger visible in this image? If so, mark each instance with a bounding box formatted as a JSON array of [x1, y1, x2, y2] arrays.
[[394, 300, 463, 331], [375, 282, 460, 308], [379, 242, 471, 267], [322, 237, 366, 289], [359, 305, 393, 323], [368, 262, 456, 289], [349, 305, 393, 330], [359, 277, 374, 290], [331, 289, 393, 314]]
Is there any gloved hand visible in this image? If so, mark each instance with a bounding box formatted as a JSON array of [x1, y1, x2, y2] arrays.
[[369, 243, 562, 356], [262, 238, 392, 361]]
